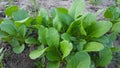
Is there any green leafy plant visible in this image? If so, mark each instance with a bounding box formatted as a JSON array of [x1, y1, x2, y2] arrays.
[[0, 0, 120, 68]]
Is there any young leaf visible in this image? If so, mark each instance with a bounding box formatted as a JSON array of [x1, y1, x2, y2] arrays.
[[107, 32, 117, 42], [50, 8, 56, 18], [39, 7, 49, 19], [35, 16, 42, 25], [25, 37, 37, 44], [46, 28, 59, 47], [94, 36, 109, 44], [53, 16, 62, 32], [55, 7, 74, 25], [0, 23, 17, 35], [67, 18, 87, 36], [112, 22, 120, 33], [104, 6, 113, 19], [46, 61, 60, 68], [66, 51, 91, 68], [10, 38, 25, 54], [83, 13, 96, 28], [84, 42, 104, 52], [38, 25, 47, 44], [88, 21, 112, 38], [60, 40, 73, 59], [69, 0, 85, 18], [13, 44, 25, 54], [12, 9, 29, 21], [61, 33, 71, 41], [0, 31, 8, 38], [18, 25, 27, 37], [77, 39, 86, 51], [67, 19, 80, 36], [96, 47, 112, 67], [29, 48, 47, 59], [104, 6, 120, 20], [5, 5, 18, 16], [10, 38, 20, 47], [46, 47, 60, 61]]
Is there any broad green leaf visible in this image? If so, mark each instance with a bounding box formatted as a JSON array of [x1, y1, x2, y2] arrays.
[[69, 0, 85, 18], [5, 5, 18, 16], [46, 61, 60, 68], [13, 44, 25, 54], [67, 18, 86, 36], [25, 37, 37, 44], [83, 13, 96, 28], [10, 38, 20, 47], [60, 40, 73, 59], [66, 51, 91, 68], [77, 39, 86, 51], [37, 44, 45, 51], [39, 7, 48, 19], [67, 19, 81, 36], [104, 6, 120, 20], [61, 33, 71, 41], [0, 23, 17, 35], [12, 9, 29, 21], [18, 25, 27, 37], [46, 47, 60, 61], [105, 33, 117, 47], [96, 47, 112, 67], [0, 31, 8, 38], [50, 8, 56, 18], [38, 25, 47, 44], [53, 16, 62, 32], [35, 16, 42, 25], [29, 48, 47, 59], [94, 36, 109, 44], [10, 38, 25, 54], [112, 22, 120, 33], [38, 7, 51, 26], [46, 28, 59, 47], [56, 8, 74, 25], [104, 6, 114, 19], [84, 42, 104, 52], [107, 32, 117, 42], [88, 21, 112, 38]]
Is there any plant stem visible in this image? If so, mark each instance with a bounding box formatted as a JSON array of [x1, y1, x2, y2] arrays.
[[34, 0, 37, 17]]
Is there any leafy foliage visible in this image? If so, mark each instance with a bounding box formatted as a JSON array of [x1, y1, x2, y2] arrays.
[[0, 0, 120, 68]]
